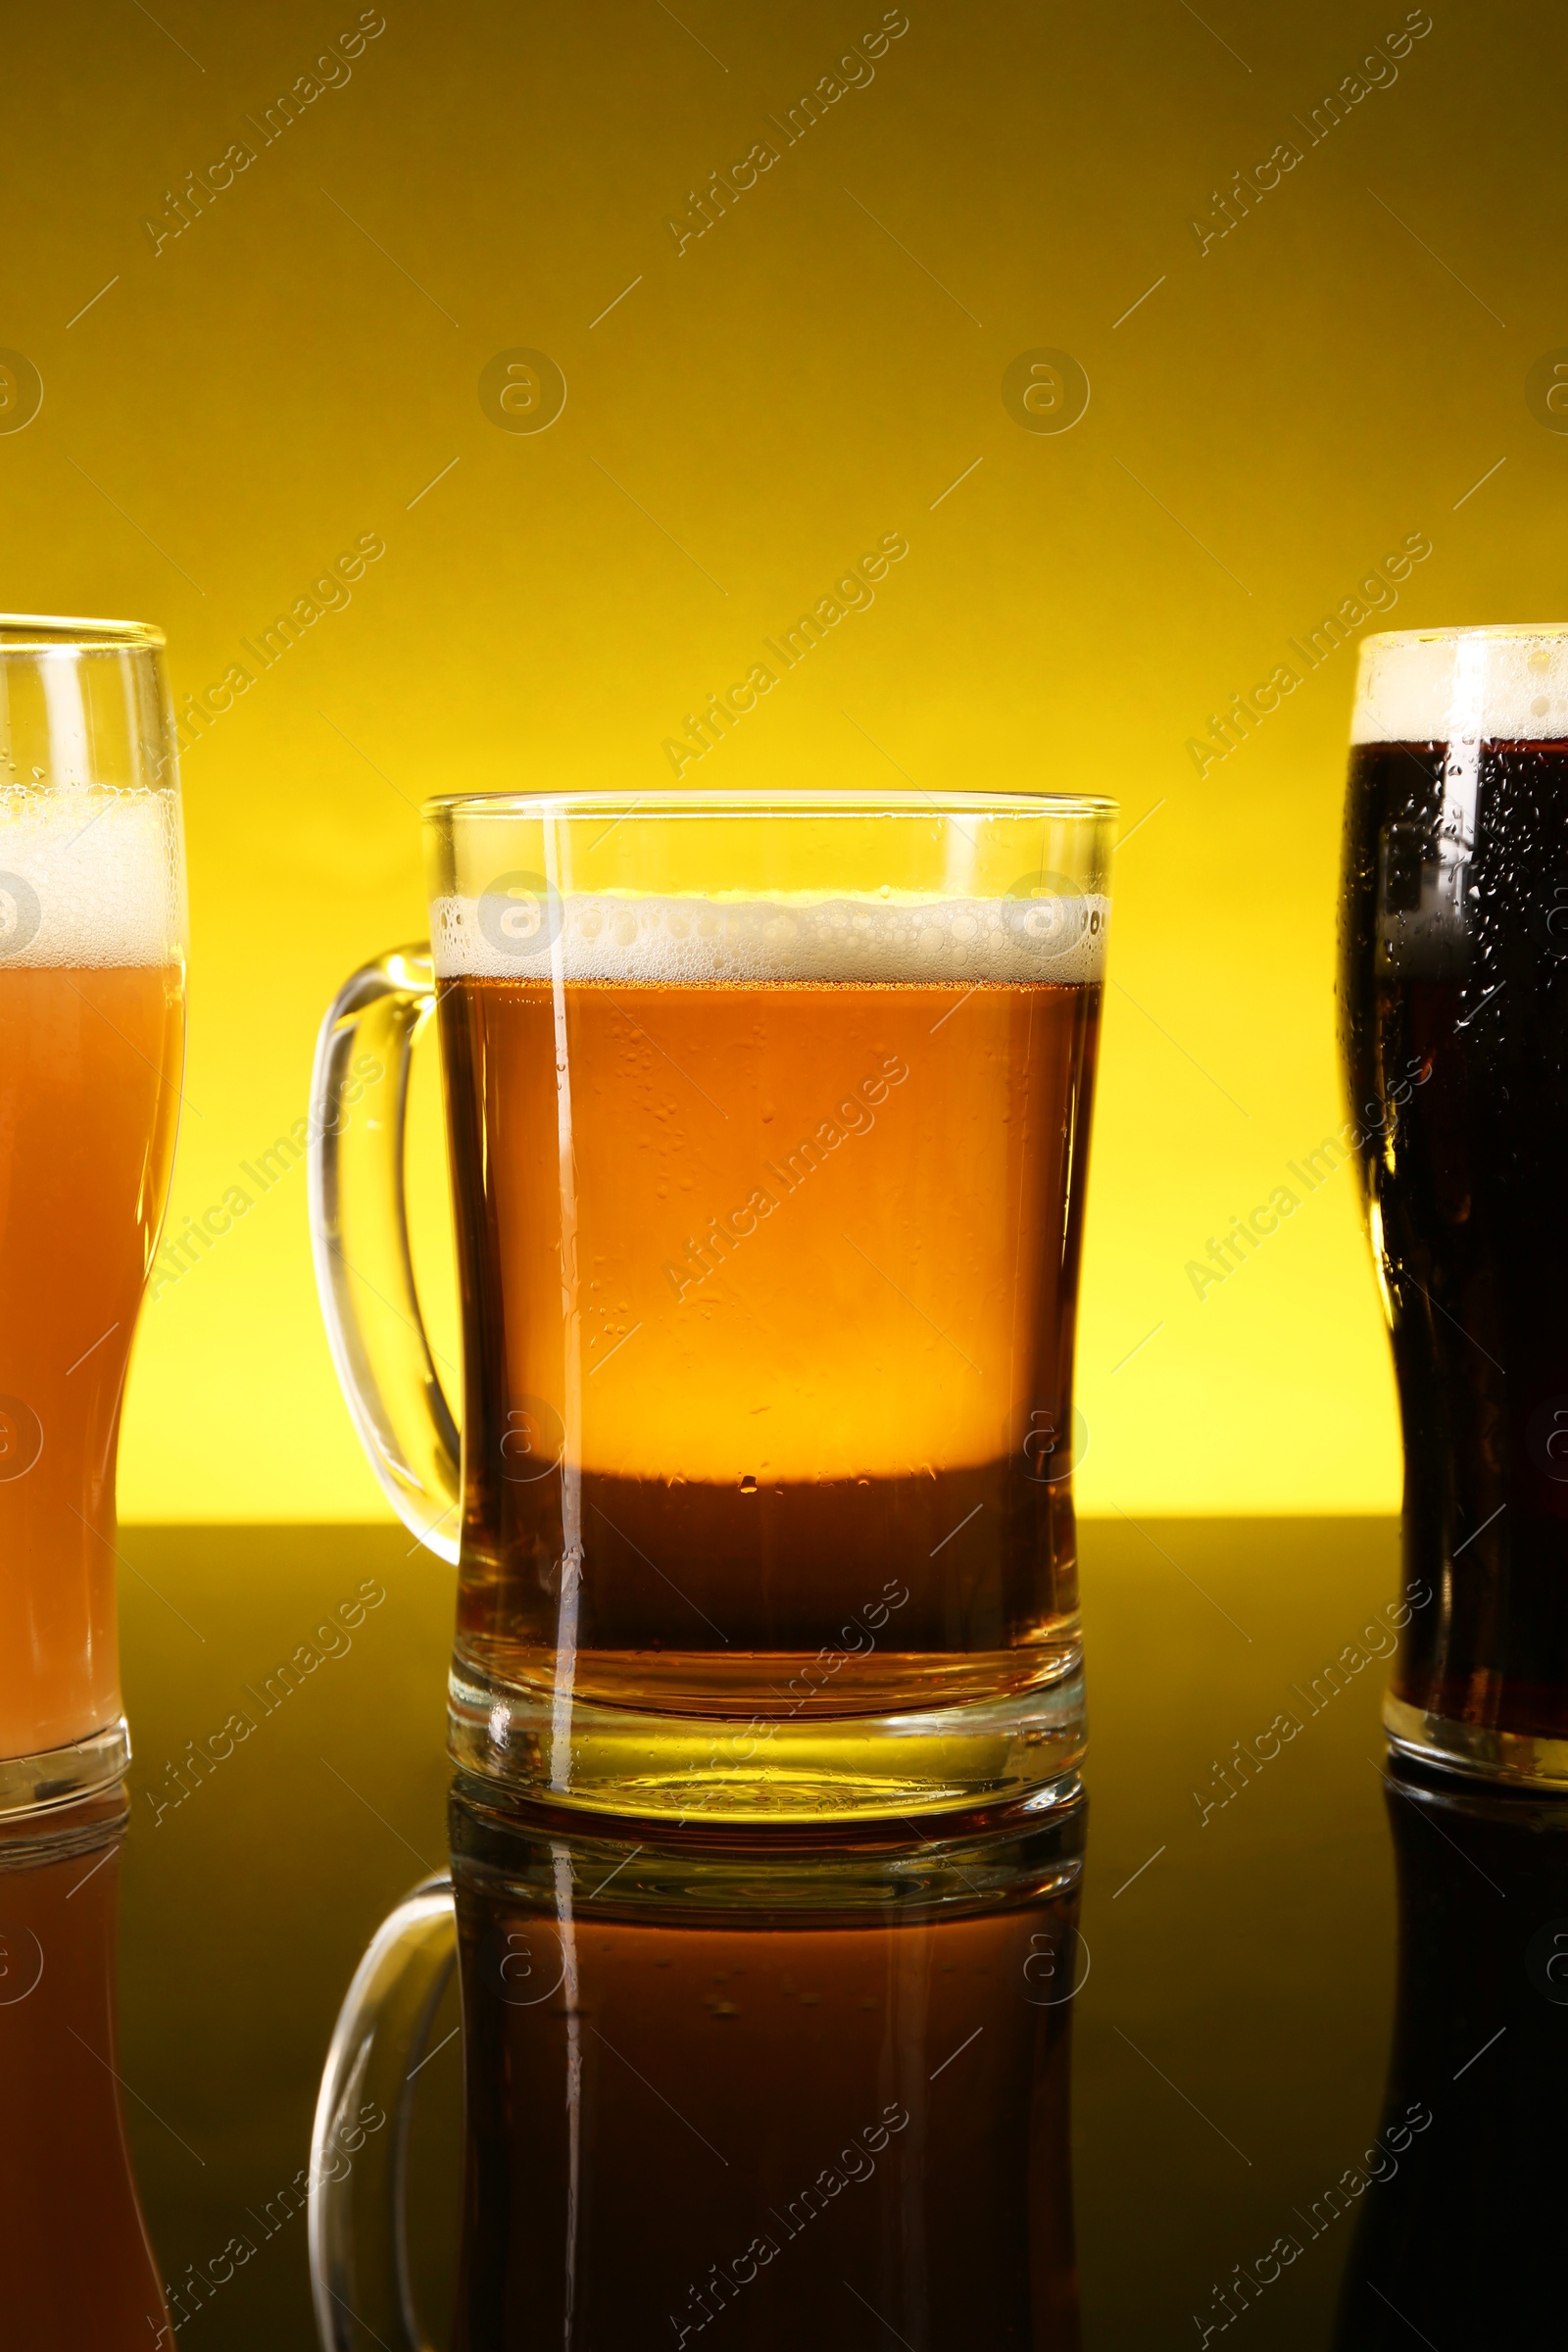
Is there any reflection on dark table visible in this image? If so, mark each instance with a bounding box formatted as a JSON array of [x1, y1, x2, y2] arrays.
[[442, 1784, 1082, 2349], [0, 1788, 170, 2346], [1333, 1757, 1568, 2348], [0, 1519, 1555, 2346]]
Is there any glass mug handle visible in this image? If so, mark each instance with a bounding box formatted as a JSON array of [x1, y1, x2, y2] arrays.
[[308, 948, 462, 1563], [308, 1876, 458, 2352]]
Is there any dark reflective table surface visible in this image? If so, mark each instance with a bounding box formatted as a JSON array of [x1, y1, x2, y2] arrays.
[[3, 1518, 1562, 2347]]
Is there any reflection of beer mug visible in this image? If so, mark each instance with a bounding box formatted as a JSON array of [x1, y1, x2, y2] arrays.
[[0, 619, 185, 1812], [309, 1779, 1086, 2350], [310, 793, 1112, 1820], [1342, 628, 1568, 1785]]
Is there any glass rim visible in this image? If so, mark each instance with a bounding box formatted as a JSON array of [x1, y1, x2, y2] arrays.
[[0, 612, 166, 654], [422, 787, 1119, 822], [1361, 622, 1568, 652]]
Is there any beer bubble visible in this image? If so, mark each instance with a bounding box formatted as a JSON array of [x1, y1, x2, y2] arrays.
[[0, 1396, 42, 1481], [0, 349, 43, 436], [1021, 1406, 1089, 1481], [498, 1396, 565, 1483], [477, 1919, 566, 2007], [0, 1922, 44, 2003], [477, 870, 564, 963], [1002, 347, 1090, 435], [0, 872, 42, 956], [478, 346, 567, 434], [1019, 1922, 1090, 2006]]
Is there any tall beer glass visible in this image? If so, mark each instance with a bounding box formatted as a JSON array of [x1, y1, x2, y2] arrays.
[[0, 617, 185, 1811], [311, 792, 1112, 1822], [1342, 625, 1568, 1785]]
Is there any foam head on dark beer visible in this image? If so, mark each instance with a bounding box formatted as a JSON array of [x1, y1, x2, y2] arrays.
[[1354, 625, 1568, 745]]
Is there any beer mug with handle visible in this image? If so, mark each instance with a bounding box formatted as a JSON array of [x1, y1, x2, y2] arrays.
[[309, 790, 1113, 1825]]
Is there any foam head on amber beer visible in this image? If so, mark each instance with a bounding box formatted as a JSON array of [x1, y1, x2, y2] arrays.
[[432, 886, 1109, 985], [0, 784, 184, 966]]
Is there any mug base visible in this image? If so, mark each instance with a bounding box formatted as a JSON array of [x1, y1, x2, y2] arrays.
[[448, 1665, 1086, 1826], [1384, 1691, 1568, 1790], [0, 1718, 130, 1817]]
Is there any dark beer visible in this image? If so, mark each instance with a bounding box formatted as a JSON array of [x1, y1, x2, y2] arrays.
[[1341, 629, 1568, 1769], [448, 1784, 1084, 2350], [438, 942, 1100, 1727]]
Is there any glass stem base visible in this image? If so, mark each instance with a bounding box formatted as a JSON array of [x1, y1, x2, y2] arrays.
[[448, 1666, 1087, 1825], [1384, 1691, 1568, 1788], [0, 1718, 130, 1817]]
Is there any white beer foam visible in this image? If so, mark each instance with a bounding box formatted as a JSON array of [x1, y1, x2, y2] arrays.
[[1353, 627, 1568, 744], [432, 890, 1110, 984], [0, 786, 185, 967]]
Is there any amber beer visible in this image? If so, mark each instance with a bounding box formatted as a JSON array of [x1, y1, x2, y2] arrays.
[[311, 793, 1113, 1818], [0, 779, 184, 1789], [437, 889, 1102, 1731]]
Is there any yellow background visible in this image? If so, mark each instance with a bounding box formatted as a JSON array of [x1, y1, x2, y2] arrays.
[[2, 0, 1552, 1520]]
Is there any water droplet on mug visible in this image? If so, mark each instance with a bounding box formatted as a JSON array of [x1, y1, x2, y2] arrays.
[[739, 1474, 757, 1495]]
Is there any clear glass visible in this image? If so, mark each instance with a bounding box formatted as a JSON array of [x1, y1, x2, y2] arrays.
[[1343, 624, 1568, 1785], [0, 618, 186, 1812], [309, 1779, 1087, 2352], [310, 791, 1113, 1822]]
